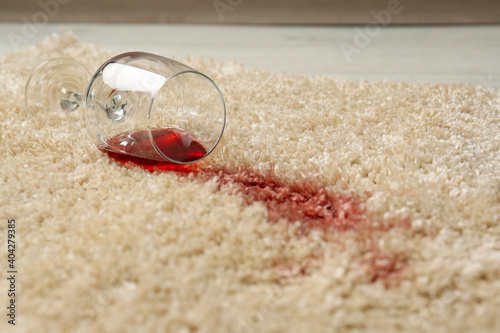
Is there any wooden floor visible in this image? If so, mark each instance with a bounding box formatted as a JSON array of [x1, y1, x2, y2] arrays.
[[0, 0, 500, 24], [0, 23, 499, 88]]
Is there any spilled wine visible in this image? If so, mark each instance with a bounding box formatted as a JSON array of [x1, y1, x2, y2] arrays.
[[99, 128, 207, 172]]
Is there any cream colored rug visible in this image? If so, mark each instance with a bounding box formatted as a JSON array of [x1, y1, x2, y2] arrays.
[[1, 33, 499, 333]]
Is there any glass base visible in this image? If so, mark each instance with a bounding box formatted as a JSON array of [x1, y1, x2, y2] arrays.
[[25, 58, 91, 119]]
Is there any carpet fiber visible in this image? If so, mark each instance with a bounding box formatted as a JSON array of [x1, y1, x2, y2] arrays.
[[0, 33, 499, 333]]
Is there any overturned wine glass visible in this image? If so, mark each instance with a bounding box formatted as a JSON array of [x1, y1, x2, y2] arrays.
[[25, 52, 226, 167]]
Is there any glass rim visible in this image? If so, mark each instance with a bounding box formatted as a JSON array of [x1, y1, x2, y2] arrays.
[[147, 70, 226, 165]]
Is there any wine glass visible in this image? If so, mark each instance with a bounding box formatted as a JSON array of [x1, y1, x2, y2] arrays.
[[25, 52, 226, 166]]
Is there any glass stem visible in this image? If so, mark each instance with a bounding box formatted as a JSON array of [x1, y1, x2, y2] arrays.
[[60, 88, 84, 112]]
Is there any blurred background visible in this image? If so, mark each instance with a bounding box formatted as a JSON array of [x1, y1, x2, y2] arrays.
[[1, 0, 499, 24], [0, 0, 499, 86]]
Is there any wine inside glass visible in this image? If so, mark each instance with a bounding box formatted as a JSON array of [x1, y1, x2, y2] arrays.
[[25, 52, 226, 167]]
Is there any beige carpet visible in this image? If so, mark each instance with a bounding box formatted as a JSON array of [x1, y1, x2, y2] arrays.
[[0, 33, 499, 333]]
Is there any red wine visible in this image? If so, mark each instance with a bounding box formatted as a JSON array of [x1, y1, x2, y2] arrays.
[[100, 136, 409, 286], [99, 128, 207, 173]]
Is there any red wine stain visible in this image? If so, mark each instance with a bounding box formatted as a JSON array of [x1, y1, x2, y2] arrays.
[[200, 166, 410, 288], [363, 251, 405, 288], [100, 129, 411, 287], [199, 166, 367, 234]]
